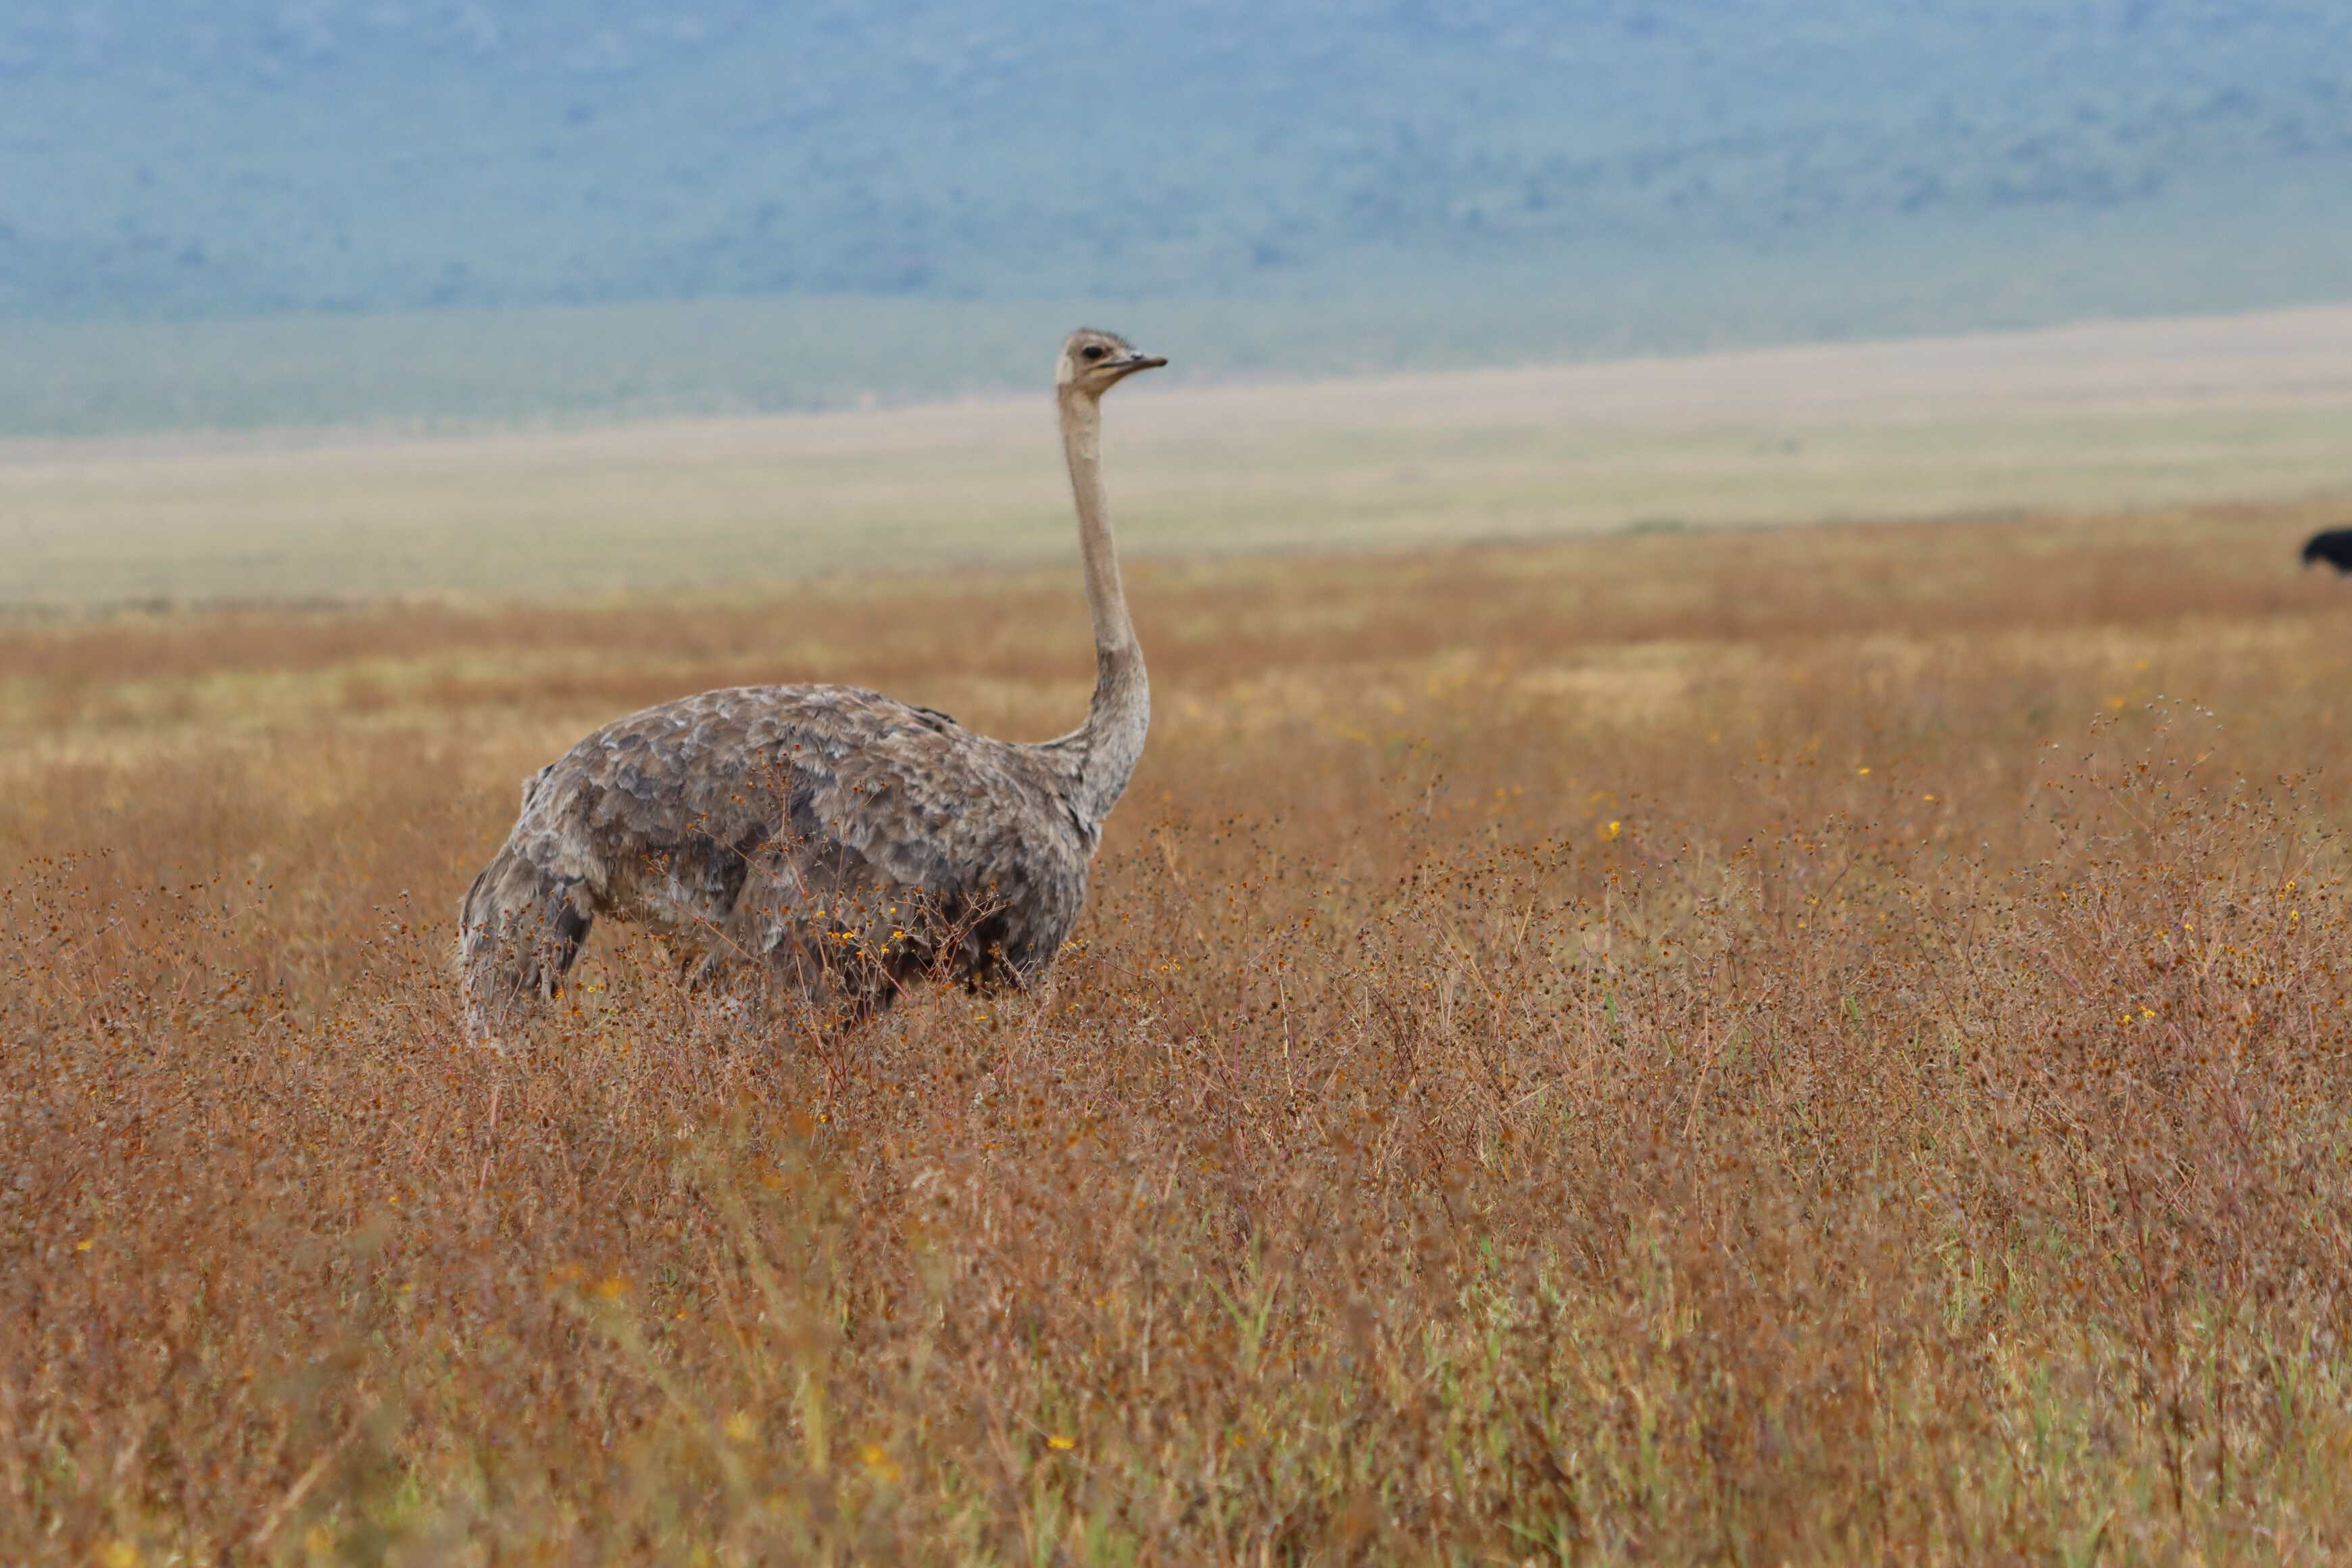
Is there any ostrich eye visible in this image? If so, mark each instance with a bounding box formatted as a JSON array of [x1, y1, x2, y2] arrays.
[[1081, 344, 1107, 362]]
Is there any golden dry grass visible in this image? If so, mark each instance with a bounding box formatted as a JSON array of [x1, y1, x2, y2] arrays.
[[5, 499, 2352, 1562]]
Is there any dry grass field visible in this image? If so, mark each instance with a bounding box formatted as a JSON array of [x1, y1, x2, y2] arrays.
[[7, 486, 2352, 1561]]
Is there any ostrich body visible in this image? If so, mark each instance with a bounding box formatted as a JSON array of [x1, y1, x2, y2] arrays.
[[459, 329, 1165, 1033]]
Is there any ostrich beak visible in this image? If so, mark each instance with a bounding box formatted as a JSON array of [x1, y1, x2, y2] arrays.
[[1118, 353, 1167, 376]]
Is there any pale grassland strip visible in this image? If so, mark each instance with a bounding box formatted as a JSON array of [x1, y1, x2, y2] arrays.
[[5, 307, 2350, 609]]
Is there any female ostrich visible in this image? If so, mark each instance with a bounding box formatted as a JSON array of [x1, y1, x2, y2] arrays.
[[459, 328, 1166, 1033]]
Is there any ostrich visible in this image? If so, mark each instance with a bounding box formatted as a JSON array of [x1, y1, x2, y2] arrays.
[[458, 328, 1166, 1035], [2301, 529, 2352, 573]]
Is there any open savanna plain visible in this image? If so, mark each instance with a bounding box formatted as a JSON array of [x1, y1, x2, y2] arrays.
[[8, 324, 2352, 1561], [9, 305, 2352, 610], [4, 303, 2352, 1561]]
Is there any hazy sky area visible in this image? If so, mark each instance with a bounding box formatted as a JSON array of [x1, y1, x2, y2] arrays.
[[3, 2, 2349, 431]]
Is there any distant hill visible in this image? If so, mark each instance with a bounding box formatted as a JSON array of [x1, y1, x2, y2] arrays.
[[5, 1, 2351, 322]]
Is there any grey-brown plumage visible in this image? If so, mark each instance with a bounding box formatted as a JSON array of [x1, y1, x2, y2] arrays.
[[459, 328, 1165, 1034]]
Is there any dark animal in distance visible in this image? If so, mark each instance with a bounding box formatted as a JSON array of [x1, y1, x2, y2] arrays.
[[2301, 530, 2352, 573], [458, 328, 1166, 1036]]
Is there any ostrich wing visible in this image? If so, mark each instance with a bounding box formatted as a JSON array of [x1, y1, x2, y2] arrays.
[[501, 685, 1091, 977]]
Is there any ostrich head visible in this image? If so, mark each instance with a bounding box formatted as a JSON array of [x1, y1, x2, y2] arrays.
[[1056, 328, 1166, 399]]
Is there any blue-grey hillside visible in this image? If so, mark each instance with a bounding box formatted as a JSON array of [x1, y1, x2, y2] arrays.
[[4, 1, 2350, 322]]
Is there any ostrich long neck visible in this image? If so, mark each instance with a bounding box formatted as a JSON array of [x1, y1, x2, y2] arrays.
[[1060, 387, 1149, 831]]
